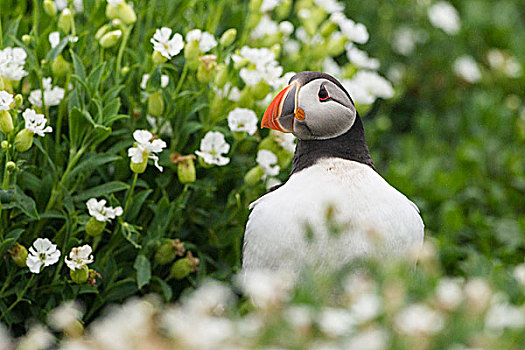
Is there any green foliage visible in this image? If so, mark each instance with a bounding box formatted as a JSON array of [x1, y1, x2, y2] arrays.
[[0, 0, 523, 343]]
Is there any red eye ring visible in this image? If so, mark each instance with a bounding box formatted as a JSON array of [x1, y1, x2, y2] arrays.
[[318, 85, 330, 101]]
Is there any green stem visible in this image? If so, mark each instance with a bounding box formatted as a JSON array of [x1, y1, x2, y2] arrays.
[[0, 275, 35, 321], [0, 13, 3, 47], [115, 25, 132, 83], [123, 172, 138, 215], [174, 64, 188, 96]]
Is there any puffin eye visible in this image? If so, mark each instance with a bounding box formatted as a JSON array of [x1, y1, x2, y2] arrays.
[[318, 85, 330, 102]]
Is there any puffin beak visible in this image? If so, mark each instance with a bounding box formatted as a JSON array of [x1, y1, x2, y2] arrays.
[[261, 81, 300, 132]]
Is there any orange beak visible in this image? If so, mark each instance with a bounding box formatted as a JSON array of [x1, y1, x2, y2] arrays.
[[261, 82, 300, 133]]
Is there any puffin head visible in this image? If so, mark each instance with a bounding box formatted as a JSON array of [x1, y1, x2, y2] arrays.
[[262, 71, 356, 141]]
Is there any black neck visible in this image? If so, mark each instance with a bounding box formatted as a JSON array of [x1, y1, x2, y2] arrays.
[[290, 115, 375, 175]]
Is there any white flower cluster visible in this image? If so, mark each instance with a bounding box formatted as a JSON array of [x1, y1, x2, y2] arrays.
[[342, 71, 395, 105], [256, 149, 280, 180], [232, 46, 283, 87], [330, 12, 369, 44], [28, 77, 65, 107], [0, 90, 13, 110], [0, 47, 28, 81]]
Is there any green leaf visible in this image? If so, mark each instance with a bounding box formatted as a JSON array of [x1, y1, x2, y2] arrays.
[[152, 276, 172, 302], [14, 186, 39, 220], [0, 189, 15, 203], [134, 254, 151, 289], [71, 51, 86, 81], [69, 154, 120, 179], [87, 62, 106, 94], [72, 181, 129, 201], [69, 107, 90, 150], [0, 228, 24, 257], [45, 36, 69, 62], [126, 189, 153, 221]]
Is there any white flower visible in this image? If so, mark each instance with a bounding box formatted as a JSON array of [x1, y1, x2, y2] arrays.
[[227, 108, 258, 135], [487, 49, 522, 78], [195, 131, 230, 166], [260, 0, 281, 12], [251, 15, 279, 39], [182, 280, 235, 316], [513, 263, 525, 285], [392, 27, 422, 56], [342, 71, 394, 105], [453, 55, 482, 83], [332, 14, 369, 44], [464, 278, 492, 312], [435, 278, 464, 310], [213, 83, 241, 102], [49, 32, 60, 48], [107, 0, 123, 6], [65, 245, 95, 271], [279, 21, 294, 36], [26, 238, 61, 274], [28, 77, 65, 107], [140, 74, 169, 89], [349, 293, 382, 324], [283, 40, 300, 55], [485, 301, 525, 330], [22, 109, 53, 137], [0, 90, 13, 110], [146, 115, 173, 136], [48, 301, 84, 331], [394, 303, 445, 335], [284, 305, 313, 330], [186, 29, 217, 52], [346, 44, 380, 70], [56, 0, 83, 12], [86, 198, 123, 222], [313, 0, 344, 14], [0, 47, 28, 81], [16, 324, 54, 350], [323, 57, 342, 79], [318, 307, 355, 337], [127, 130, 167, 171], [343, 328, 388, 350], [428, 1, 460, 35], [151, 27, 184, 59], [0, 323, 12, 350], [257, 149, 280, 178], [237, 270, 293, 309]]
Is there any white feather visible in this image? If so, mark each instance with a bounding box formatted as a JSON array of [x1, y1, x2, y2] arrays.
[[243, 158, 424, 275]]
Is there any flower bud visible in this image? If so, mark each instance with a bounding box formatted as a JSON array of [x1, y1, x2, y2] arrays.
[[58, 9, 73, 34], [214, 63, 228, 88], [320, 21, 337, 37], [220, 28, 237, 47], [52, 55, 70, 78], [244, 166, 264, 186], [22, 34, 32, 46], [276, 0, 292, 19], [10, 243, 28, 267], [105, 3, 119, 20], [43, 0, 57, 17], [1, 140, 9, 150], [14, 94, 23, 108], [70, 265, 89, 284], [99, 30, 122, 48], [0, 77, 4, 90], [95, 24, 110, 40], [238, 87, 255, 107], [147, 91, 165, 117], [118, 2, 137, 24], [14, 129, 34, 152], [0, 110, 13, 133], [155, 239, 185, 265], [246, 13, 262, 31], [85, 217, 106, 236], [270, 43, 281, 57], [170, 252, 199, 280], [6, 161, 16, 173], [130, 151, 148, 173], [197, 58, 216, 84], [177, 157, 196, 184], [252, 81, 270, 100], [249, 0, 262, 11], [184, 41, 201, 70], [152, 50, 168, 65], [64, 320, 84, 338], [327, 35, 347, 56], [121, 66, 130, 76]]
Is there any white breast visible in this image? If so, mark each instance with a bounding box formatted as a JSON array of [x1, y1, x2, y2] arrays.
[[242, 158, 424, 275]]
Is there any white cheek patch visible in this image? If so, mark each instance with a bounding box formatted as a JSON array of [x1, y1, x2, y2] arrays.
[[296, 81, 356, 139]]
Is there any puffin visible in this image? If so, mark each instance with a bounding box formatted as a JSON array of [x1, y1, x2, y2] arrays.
[[242, 71, 424, 276]]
